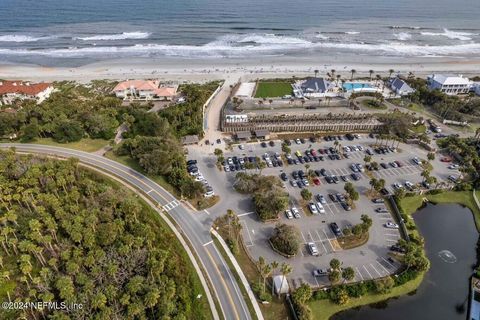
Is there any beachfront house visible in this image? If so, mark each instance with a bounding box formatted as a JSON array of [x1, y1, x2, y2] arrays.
[[427, 74, 472, 95], [472, 82, 480, 96], [389, 77, 415, 96], [113, 80, 178, 101], [0, 80, 53, 105]]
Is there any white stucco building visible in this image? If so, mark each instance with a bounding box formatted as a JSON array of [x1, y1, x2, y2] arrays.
[[427, 74, 472, 95], [0, 80, 53, 105]]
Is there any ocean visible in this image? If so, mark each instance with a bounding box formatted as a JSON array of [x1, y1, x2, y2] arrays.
[[1, 0, 480, 67]]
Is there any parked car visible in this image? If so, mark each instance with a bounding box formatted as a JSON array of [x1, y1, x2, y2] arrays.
[[312, 268, 329, 277], [280, 172, 288, 181], [285, 209, 294, 219], [329, 193, 337, 202], [292, 207, 301, 219], [316, 202, 326, 214], [313, 178, 321, 186], [375, 207, 388, 213], [309, 203, 319, 215], [330, 222, 341, 236], [341, 202, 352, 211], [307, 242, 319, 256], [385, 222, 399, 229], [390, 245, 406, 253], [372, 198, 385, 204], [317, 194, 327, 204]]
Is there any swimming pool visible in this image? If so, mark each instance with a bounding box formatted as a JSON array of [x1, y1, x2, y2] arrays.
[[343, 82, 373, 91]]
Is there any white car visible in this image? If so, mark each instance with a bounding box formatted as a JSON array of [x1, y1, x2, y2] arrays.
[[295, 139, 301, 144], [239, 144, 245, 150], [291, 207, 301, 218], [302, 179, 310, 186], [393, 183, 403, 190], [316, 202, 326, 214], [309, 203, 319, 215], [285, 209, 294, 219], [195, 173, 204, 181], [204, 190, 215, 198], [385, 222, 399, 229], [317, 194, 327, 204], [404, 181, 414, 189], [448, 164, 459, 169], [307, 242, 319, 256], [224, 166, 230, 172], [290, 180, 297, 187], [227, 158, 234, 165]]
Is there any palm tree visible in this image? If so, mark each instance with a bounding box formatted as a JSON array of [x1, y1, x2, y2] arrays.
[[369, 69, 374, 80], [388, 69, 395, 78], [337, 74, 342, 86], [314, 69, 319, 78], [270, 261, 279, 295], [350, 69, 357, 80], [330, 69, 336, 81], [278, 263, 292, 296]]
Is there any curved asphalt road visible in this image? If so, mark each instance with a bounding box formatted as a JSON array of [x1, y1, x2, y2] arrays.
[[1, 143, 251, 320]]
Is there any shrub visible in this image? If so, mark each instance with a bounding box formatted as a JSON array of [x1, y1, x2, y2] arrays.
[[269, 223, 301, 256]]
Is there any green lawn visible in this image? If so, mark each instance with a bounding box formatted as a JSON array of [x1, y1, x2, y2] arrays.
[[308, 272, 425, 320], [406, 103, 424, 113], [254, 82, 292, 98], [32, 137, 109, 152]]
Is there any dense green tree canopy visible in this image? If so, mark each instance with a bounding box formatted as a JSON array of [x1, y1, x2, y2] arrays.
[[0, 150, 208, 319]]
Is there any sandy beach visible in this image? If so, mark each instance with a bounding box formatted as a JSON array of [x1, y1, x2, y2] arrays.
[[1, 56, 479, 83]]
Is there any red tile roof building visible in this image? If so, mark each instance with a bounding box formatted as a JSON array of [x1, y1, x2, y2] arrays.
[[113, 80, 177, 100], [0, 80, 53, 105]]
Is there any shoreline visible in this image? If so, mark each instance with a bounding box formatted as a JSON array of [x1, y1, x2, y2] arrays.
[[1, 56, 480, 83]]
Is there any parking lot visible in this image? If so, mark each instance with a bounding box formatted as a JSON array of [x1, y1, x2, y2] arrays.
[[187, 133, 457, 288]]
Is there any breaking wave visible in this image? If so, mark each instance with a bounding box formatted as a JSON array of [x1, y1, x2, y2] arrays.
[[1, 33, 480, 59], [421, 29, 474, 41], [394, 32, 412, 41], [75, 32, 151, 41], [0, 34, 56, 42]]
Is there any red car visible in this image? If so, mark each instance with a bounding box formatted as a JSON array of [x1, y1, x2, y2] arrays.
[[440, 157, 452, 162], [395, 160, 403, 167], [313, 178, 321, 186], [311, 149, 318, 157]]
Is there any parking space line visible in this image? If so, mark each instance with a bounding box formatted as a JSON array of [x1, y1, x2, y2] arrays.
[[370, 263, 383, 277], [377, 261, 390, 274], [355, 267, 364, 281], [315, 230, 328, 254], [362, 265, 373, 279], [385, 233, 399, 237], [382, 257, 396, 268], [300, 231, 308, 243], [386, 239, 398, 242], [241, 220, 254, 246], [322, 229, 335, 252], [238, 211, 255, 217]]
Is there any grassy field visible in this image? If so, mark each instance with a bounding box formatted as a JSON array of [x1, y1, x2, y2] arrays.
[[32, 137, 110, 152], [308, 272, 425, 320], [399, 190, 480, 231], [254, 82, 292, 98], [406, 103, 425, 113]]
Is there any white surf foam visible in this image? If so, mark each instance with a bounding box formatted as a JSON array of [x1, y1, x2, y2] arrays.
[[0, 35, 55, 42], [1, 34, 480, 59], [421, 28, 474, 41], [394, 32, 412, 41], [76, 32, 151, 41], [345, 31, 360, 35]]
